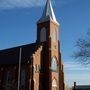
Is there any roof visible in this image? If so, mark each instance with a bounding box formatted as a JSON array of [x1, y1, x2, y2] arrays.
[[73, 85, 90, 89], [37, 0, 59, 24], [0, 43, 40, 66]]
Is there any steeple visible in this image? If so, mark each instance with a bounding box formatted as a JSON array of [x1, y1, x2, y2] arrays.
[[37, 0, 59, 24]]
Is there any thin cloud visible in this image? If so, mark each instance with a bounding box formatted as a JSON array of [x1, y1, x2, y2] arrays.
[[0, 0, 46, 9], [64, 61, 90, 86], [0, 0, 69, 10], [65, 73, 90, 85], [64, 61, 90, 71]]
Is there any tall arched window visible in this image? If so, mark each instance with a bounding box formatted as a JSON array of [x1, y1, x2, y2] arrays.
[[3, 71, 12, 90], [52, 79, 57, 90], [51, 57, 58, 71], [20, 70, 26, 90], [52, 30, 57, 42], [40, 28, 46, 42]]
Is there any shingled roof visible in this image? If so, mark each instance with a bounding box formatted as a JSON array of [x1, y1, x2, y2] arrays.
[[0, 43, 41, 66], [73, 85, 90, 90]]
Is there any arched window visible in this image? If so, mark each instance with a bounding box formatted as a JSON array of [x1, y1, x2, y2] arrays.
[[51, 57, 58, 71], [52, 79, 57, 90], [40, 28, 46, 42], [20, 70, 26, 90], [52, 30, 57, 42], [3, 71, 12, 90]]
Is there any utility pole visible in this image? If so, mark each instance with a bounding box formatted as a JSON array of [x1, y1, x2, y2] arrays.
[[17, 48, 22, 90]]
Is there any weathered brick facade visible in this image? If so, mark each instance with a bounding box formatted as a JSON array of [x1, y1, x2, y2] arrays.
[[0, 0, 65, 90]]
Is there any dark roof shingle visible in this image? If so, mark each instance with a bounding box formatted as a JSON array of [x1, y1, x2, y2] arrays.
[[0, 43, 38, 65]]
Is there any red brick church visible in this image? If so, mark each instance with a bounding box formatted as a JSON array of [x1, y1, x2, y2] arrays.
[[0, 0, 65, 90]]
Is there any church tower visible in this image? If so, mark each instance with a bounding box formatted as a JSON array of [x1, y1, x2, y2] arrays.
[[36, 0, 64, 90]]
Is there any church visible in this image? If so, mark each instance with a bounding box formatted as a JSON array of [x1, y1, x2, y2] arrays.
[[0, 0, 65, 90]]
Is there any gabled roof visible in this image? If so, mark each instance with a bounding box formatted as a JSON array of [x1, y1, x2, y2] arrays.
[[37, 0, 59, 24], [73, 85, 90, 89], [0, 43, 41, 66]]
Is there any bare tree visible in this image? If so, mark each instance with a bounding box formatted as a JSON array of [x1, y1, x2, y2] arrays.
[[73, 30, 90, 64]]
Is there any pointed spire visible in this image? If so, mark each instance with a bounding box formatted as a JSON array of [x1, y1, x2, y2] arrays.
[[37, 0, 59, 24]]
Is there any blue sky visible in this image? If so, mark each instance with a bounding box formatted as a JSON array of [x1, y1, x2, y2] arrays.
[[0, 0, 90, 86]]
